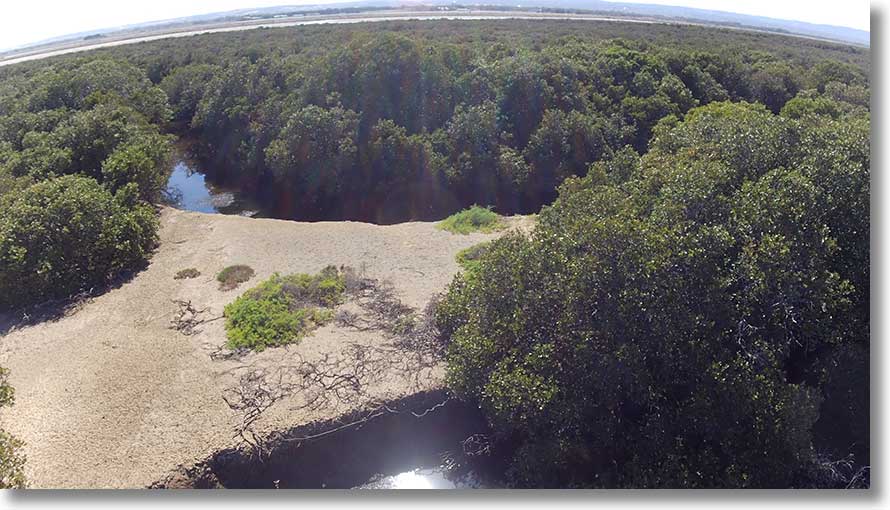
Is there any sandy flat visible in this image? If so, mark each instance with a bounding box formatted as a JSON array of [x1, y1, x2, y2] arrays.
[[0, 207, 521, 489]]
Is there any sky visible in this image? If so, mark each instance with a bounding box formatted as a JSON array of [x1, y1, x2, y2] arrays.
[[625, 0, 870, 31], [0, 0, 871, 51]]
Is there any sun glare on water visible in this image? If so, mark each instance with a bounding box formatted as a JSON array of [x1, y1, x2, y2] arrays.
[[390, 470, 435, 489]]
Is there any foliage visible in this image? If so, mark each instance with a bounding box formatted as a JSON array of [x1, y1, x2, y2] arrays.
[[217, 265, 255, 291], [0, 57, 173, 308], [264, 105, 359, 213], [159, 63, 223, 124], [0, 102, 173, 199], [438, 205, 504, 235], [99, 134, 173, 201], [3, 20, 860, 222], [437, 99, 869, 488], [0, 175, 158, 309], [523, 109, 612, 196], [0, 367, 26, 488], [223, 266, 346, 351]]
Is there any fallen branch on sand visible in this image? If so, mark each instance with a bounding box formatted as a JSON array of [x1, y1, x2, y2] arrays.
[[169, 299, 222, 336]]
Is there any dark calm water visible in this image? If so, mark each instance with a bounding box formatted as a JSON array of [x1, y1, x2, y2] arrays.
[[163, 150, 260, 216], [196, 393, 497, 489]]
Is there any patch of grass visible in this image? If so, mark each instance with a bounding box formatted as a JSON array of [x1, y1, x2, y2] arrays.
[[437, 205, 504, 234], [174, 268, 201, 280], [455, 241, 492, 272], [223, 266, 346, 351], [217, 265, 255, 290]]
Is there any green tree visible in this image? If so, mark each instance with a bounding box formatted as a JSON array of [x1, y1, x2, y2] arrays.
[[524, 109, 611, 196], [159, 63, 222, 124], [0, 175, 158, 309], [495, 54, 553, 148], [27, 59, 170, 123], [437, 100, 868, 488], [441, 101, 502, 203], [100, 133, 174, 201], [749, 61, 800, 113], [366, 119, 415, 192], [264, 105, 359, 213], [780, 92, 845, 120]]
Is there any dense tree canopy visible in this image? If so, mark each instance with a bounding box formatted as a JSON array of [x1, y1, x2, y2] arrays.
[[0, 58, 172, 309], [2, 19, 860, 223], [436, 98, 869, 488]]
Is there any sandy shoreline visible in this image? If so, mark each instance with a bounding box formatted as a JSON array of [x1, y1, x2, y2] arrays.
[[0, 207, 522, 488]]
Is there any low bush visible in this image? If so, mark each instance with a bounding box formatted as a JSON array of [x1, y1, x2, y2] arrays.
[[438, 205, 504, 235], [0, 367, 26, 489], [0, 175, 158, 310], [217, 265, 255, 290], [223, 266, 345, 351], [174, 268, 201, 279]]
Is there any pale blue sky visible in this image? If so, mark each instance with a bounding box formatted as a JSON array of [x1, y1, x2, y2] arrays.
[[0, 0, 871, 51], [633, 0, 869, 31]]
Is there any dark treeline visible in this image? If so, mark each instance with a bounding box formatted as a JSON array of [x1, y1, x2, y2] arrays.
[[3, 19, 866, 223], [167, 21, 866, 222]]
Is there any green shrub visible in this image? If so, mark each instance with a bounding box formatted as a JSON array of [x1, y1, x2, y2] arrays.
[[455, 241, 492, 272], [438, 205, 504, 234], [0, 175, 158, 310], [217, 265, 255, 290], [1, 367, 26, 489], [223, 266, 345, 351], [174, 268, 201, 280], [100, 133, 174, 201], [437, 102, 869, 488]]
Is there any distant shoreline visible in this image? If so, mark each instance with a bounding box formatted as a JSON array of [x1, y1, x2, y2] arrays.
[[0, 9, 867, 68]]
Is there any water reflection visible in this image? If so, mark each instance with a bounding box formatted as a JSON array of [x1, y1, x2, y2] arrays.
[[356, 467, 486, 489], [164, 152, 259, 216]]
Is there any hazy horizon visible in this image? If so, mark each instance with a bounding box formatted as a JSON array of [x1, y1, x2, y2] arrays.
[[0, 0, 871, 51]]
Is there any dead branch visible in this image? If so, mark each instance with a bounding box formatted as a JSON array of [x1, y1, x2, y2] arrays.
[[219, 266, 449, 458], [170, 299, 221, 336], [461, 434, 492, 457], [210, 345, 251, 361]]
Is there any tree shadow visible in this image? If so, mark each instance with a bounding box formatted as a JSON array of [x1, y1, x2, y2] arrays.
[[0, 263, 147, 337]]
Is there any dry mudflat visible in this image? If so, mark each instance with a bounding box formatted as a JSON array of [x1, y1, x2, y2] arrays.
[[0, 207, 529, 488]]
